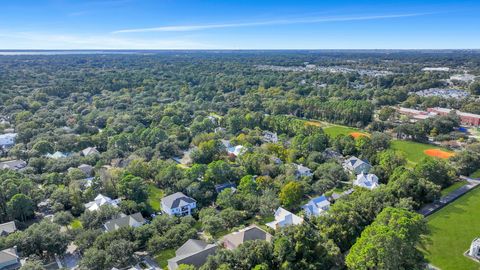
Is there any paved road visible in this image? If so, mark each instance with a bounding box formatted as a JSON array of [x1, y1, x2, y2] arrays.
[[418, 176, 480, 216]]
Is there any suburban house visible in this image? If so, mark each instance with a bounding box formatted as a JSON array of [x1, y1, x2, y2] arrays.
[[266, 207, 303, 230], [222, 225, 272, 250], [0, 247, 19, 270], [167, 239, 217, 270], [45, 151, 68, 159], [469, 238, 480, 260], [172, 148, 195, 166], [214, 182, 237, 194], [293, 163, 313, 178], [103, 213, 146, 232], [84, 194, 121, 211], [354, 173, 380, 190], [81, 147, 100, 156], [77, 164, 94, 177], [0, 160, 26, 171], [221, 140, 246, 157], [302, 195, 331, 217], [343, 156, 372, 174], [161, 192, 197, 216], [262, 131, 279, 143], [0, 133, 17, 149], [0, 222, 16, 236]]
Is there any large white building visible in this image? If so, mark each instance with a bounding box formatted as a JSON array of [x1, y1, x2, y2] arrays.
[[84, 194, 120, 211], [302, 195, 331, 217], [266, 207, 303, 230], [354, 173, 380, 190], [161, 192, 197, 216]]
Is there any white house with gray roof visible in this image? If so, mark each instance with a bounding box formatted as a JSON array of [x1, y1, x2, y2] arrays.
[[103, 213, 145, 232], [354, 173, 379, 190], [167, 239, 217, 270], [161, 192, 196, 216], [84, 194, 120, 212], [343, 156, 372, 174], [293, 163, 313, 178], [302, 195, 330, 217]]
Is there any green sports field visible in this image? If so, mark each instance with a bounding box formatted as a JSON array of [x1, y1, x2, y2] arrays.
[[423, 187, 480, 270], [390, 140, 453, 165]]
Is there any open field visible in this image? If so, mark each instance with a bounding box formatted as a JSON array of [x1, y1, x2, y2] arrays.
[[390, 140, 454, 165], [147, 184, 164, 212], [423, 187, 480, 270], [322, 125, 366, 138]]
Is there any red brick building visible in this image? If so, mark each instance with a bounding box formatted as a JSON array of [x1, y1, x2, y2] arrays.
[[428, 107, 480, 126]]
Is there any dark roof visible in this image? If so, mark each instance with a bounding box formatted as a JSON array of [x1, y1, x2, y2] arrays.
[[175, 239, 209, 257], [222, 225, 272, 248], [214, 182, 237, 193], [104, 213, 145, 232], [168, 239, 217, 270], [161, 192, 196, 209]]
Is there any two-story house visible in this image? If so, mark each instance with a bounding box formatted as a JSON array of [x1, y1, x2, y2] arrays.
[[161, 192, 197, 216]]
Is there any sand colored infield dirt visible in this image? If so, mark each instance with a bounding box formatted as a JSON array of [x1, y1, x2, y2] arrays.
[[349, 132, 370, 139], [424, 149, 455, 159]]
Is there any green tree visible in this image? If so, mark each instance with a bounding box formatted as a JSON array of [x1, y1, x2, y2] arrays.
[[118, 174, 148, 202], [32, 140, 54, 155], [279, 182, 303, 209], [346, 207, 427, 270], [7, 194, 34, 221]]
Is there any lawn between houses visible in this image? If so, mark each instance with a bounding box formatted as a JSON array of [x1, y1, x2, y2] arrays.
[[422, 187, 480, 270], [147, 184, 164, 212]]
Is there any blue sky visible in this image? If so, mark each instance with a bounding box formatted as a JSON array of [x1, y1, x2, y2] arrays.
[[0, 0, 479, 49]]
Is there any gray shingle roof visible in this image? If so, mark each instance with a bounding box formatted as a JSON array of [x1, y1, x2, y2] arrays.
[[161, 192, 196, 209], [168, 239, 217, 270], [0, 247, 18, 265], [175, 239, 209, 257], [0, 221, 16, 236], [103, 213, 145, 232], [222, 225, 272, 248]]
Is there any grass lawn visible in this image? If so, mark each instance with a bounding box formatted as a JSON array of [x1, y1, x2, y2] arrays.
[[147, 184, 164, 212], [440, 180, 468, 196], [154, 249, 175, 269], [422, 187, 480, 270], [70, 219, 83, 229], [390, 140, 453, 165], [470, 169, 480, 179]]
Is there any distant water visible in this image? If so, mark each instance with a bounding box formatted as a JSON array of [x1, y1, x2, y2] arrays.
[[0, 50, 144, 55]]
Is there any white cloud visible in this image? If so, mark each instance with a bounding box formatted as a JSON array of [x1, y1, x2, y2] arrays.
[[0, 31, 211, 49], [113, 13, 430, 34]]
